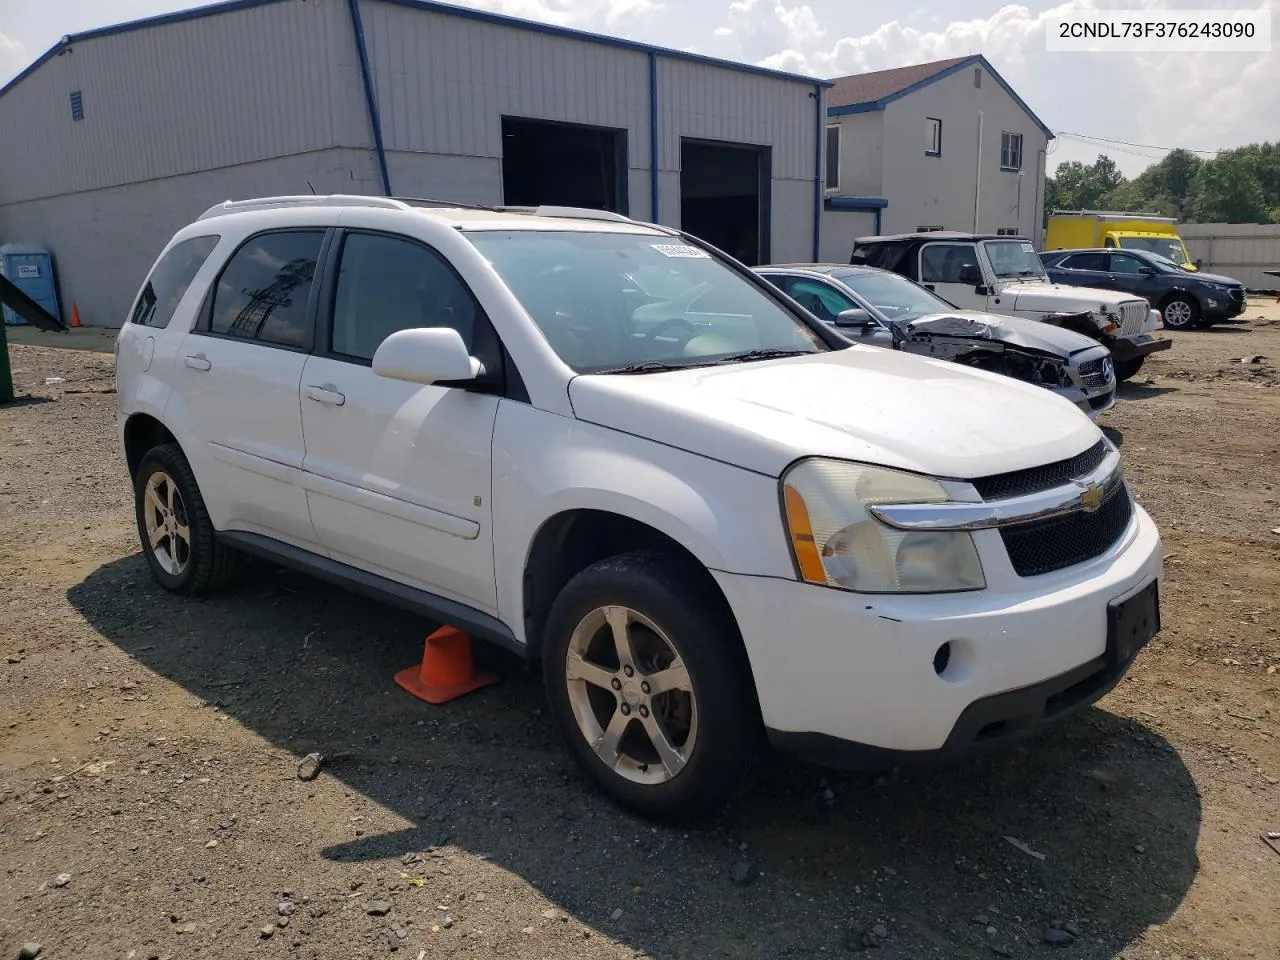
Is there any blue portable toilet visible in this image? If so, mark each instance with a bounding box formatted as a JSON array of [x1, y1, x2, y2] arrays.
[[1, 244, 62, 326]]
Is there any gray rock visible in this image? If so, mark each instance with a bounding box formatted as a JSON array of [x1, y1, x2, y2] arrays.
[[260, 925, 275, 939], [1044, 927, 1075, 946], [296, 753, 323, 781], [53, 873, 71, 888], [442, 916, 454, 929], [610, 908, 624, 921], [19, 944, 42, 960], [474, 892, 486, 903], [871, 924, 888, 939], [728, 856, 758, 885], [986, 927, 998, 937], [278, 901, 296, 917], [990, 944, 1014, 958], [1063, 921, 1082, 937], [972, 915, 990, 925], [366, 900, 391, 916]]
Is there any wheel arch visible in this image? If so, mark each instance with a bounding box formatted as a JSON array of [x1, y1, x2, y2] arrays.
[[123, 413, 180, 479]]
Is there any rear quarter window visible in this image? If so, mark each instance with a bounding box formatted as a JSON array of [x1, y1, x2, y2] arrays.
[[129, 235, 221, 329]]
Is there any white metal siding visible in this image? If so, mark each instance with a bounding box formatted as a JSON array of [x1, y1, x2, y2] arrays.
[[1181, 223, 1280, 290], [0, 0, 355, 205], [360, 2, 651, 166], [658, 58, 815, 181]]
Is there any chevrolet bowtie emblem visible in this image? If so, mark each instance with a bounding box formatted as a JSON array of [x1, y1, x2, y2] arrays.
[[1079, 482, 1104, 512]]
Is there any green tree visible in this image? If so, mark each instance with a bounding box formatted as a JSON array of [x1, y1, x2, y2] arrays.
[[1193, 152, 1271, 223], [1048, 154, 1126, 211]]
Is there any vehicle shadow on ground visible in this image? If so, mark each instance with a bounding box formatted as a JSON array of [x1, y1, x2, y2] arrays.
[[1117, 382, 1178, 400], [70, 555, 1201, 960]]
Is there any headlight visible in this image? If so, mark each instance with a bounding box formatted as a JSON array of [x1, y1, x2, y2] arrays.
[[781, 459, 985, 593]]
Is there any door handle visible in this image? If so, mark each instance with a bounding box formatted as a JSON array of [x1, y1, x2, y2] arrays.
[[305, 384, 346, 406], [183, 354, 211, 371]]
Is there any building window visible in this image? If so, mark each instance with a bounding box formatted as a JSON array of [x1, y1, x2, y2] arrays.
[[926, 118, 941, 156], [1000, 132, 1023, 171], [69, 90, 84, 121], [916, 225, 945, 233], [996, 227, 1020, 236], [974, 67, 982, 88], [825, 125, 840, 190]]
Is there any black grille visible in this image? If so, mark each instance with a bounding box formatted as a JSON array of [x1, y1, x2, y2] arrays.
[[1078, 358, 1111, 390], [972, 440, 1108, 501], [999, 482, 1133, 577], [1229, 288, 1245, 303]]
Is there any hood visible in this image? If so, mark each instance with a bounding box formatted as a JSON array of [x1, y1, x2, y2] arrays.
[[902, 310, 1101, 356], [568, 347, 1100, 479], [1000, 279, 1143, 312], [1186, 270, 1241, 287]]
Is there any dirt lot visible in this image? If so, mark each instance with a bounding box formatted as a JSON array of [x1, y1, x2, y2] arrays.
[[2, 305, 1278, 960]]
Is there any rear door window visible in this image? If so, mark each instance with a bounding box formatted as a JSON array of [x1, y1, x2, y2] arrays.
[[129, 235, 220, 329], [206, 231, 324, 349], [920, 243, 978, 283], [1061, 252, 1107, 271]]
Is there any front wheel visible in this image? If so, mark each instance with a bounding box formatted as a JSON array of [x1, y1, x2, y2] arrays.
[[1161, 295, 1199, 330], [542, 551, 761, 822], [1115, 356, 1145, 382]]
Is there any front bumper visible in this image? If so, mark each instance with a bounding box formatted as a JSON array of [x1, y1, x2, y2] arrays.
[[1108, 333, 1173, 362], [714, 504, 1162, 760], [1203, 295, 1246, 321]]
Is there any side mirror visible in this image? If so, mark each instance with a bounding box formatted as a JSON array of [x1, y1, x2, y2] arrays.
[[834, 308, 875, 328], [1193, 259, 1203, 269], [958, 263, 982, 284], [372, 327, 481, 385]]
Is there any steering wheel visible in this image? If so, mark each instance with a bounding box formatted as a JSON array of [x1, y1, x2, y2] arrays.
[[644, 318, 697, 348]]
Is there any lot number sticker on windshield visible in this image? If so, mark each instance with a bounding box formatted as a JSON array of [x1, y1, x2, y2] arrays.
[[651, 244, 709, 258]]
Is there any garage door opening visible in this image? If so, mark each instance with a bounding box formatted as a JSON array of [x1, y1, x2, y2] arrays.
[[680, 139, 770, 266], [501, 117, 628, 213]]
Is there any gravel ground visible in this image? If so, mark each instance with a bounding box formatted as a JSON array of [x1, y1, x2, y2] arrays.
[[2, 305, 1279, 960]]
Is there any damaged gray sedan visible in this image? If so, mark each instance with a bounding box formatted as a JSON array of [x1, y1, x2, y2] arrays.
[[756, 264, 1116, 420]]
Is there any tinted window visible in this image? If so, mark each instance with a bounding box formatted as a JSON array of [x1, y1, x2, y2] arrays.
[[130, 235, 220, 329], [210, 231, 323, 348], [920, 243, 978, 283], [1061, 252, 1107, 271], [330, 233, 481, 361], [784, 277, 859, 324], [1109, 254, 1145, 275], [825, 126, 840, 190]]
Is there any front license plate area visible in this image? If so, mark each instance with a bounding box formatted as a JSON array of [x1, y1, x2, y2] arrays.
[[1107, 579, 1160, 667]]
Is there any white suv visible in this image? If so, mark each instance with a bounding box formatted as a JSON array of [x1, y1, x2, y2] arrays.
[[116, 196, 1163, 821]]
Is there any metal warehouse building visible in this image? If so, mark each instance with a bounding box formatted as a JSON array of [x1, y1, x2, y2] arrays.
[[0, 0, 830, 327]]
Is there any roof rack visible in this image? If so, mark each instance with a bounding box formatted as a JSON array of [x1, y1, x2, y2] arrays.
[[195, 195, 411, 221]]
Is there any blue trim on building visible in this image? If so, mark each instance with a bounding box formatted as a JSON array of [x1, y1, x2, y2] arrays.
[[347, 0, 392, 196], [648, 51, 660, 223], [825, 55, 1054, 141], [825, 196, 887, 235], [811, 84, 823, 262], [0, 0, 834, 102]]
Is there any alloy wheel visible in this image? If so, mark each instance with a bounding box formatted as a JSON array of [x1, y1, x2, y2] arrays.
[[142, 470, 191, 576], [564, 604, 698, 785], [1163, 300, 1195, 328]]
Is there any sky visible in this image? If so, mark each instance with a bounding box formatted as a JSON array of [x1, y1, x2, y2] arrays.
[[1, 0, 1276, 178]]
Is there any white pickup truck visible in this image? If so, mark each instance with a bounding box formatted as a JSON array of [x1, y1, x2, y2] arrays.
[[850, 232, 1172, 381], [116, 198, 1163, 821]]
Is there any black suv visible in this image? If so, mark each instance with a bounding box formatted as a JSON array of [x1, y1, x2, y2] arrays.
[[1041, 248, 1246, 330]]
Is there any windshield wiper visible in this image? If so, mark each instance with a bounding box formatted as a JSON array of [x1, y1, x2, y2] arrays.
[[594, 360, 704, 375], [712, 348, 812, 365]]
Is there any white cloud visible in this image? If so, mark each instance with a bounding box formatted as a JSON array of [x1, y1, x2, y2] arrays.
[[0, 29, 26, 84]]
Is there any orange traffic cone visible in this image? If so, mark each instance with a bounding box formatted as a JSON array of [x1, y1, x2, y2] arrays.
[[70, 302, 82, 328], [394, 626, 498, 704]]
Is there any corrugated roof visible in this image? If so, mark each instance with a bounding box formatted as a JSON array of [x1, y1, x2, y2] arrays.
[[828, 56, 970, 108]]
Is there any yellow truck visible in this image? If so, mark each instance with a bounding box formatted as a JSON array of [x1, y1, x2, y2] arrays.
[[1045, 211, 1198, 271]]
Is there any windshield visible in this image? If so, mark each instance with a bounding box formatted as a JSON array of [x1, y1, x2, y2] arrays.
[[466, 231, 827, 373], [983, 240, 1048, 280], [1119, 236, 1188, 264], [839, 271, 952, 323]]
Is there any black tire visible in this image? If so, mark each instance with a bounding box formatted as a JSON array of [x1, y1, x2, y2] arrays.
[[1115, 356, 1145, 382], [133, 443, 241, 595], [542, 551, 761, 822], [1160, 294, 1199, 330]]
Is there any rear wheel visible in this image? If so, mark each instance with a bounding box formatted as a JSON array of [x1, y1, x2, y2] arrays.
[[1161, 295, 1199, 330], [542, 551, 761, 821], [134, 443, 241, 595]]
